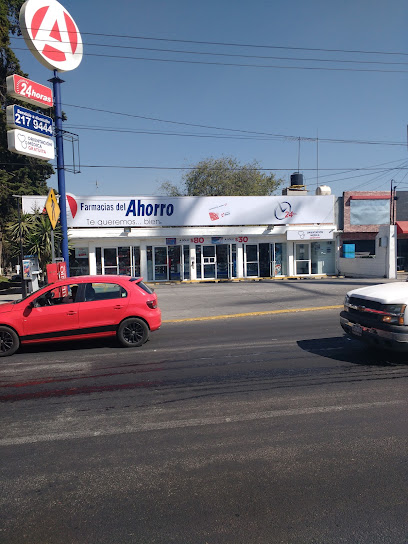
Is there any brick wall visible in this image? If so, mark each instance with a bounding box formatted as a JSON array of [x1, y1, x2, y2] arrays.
[[342, 191, 393, 234]]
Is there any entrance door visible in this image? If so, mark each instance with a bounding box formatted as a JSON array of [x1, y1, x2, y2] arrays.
[[103, 248, 118, 275], [202, 245, 216, 279], [153, 246, 182, 281], [259, 243, 271, 277], [216, 245, 229, 279], [245, 244, 259, 277], [295, 243, 311, 275], [168, 246, 181, 280]]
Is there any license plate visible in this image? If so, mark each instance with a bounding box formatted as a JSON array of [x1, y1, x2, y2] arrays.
[[352, 323, 363, 337]]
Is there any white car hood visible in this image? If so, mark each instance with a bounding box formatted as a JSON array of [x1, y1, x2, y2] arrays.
[[347, 282, 408, 304]]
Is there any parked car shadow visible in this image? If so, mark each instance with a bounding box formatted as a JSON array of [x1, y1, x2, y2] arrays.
[[18, 337, 120, 355], [297, 335, 408, 367]]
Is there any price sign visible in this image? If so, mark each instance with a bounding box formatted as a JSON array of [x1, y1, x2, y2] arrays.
[[6, 105, 53, 138]]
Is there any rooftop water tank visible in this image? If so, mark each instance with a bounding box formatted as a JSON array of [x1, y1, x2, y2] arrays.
[[315, 185, 332, 196], [290, 172, 304, 187]]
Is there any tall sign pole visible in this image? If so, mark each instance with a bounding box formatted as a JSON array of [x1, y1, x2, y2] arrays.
[[50, 71, 69, 271], [19, 0, 83, 277]]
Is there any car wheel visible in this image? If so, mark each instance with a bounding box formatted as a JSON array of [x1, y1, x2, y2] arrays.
[[0, 326, 20, 357], [117, 318, 149, 348]]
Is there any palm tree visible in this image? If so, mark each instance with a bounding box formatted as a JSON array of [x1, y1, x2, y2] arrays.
[[5, 211, 63, 276]]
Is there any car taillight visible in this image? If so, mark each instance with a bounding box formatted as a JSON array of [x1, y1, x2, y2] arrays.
[[146, 300, 157, 309]]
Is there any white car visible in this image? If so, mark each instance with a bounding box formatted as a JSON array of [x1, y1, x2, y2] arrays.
[[340, 282, 408, 352]]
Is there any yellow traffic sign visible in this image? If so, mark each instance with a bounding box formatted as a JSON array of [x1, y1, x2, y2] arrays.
[[45, 188, 60, 230]]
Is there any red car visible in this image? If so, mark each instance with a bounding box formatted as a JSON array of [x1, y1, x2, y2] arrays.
[[0, 275, 161, 357]]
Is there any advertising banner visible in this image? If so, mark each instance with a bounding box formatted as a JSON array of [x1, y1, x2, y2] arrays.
[[23, 194, 335, 228], [63, 194, 335, 228]]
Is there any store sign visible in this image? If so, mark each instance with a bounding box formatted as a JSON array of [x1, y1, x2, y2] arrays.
[[61, 194, 335, 228], [22, 195, 335, 228], [6, 105, 53, 137], [20, 0, 83, 72], [6, 75, 53, 108], [287, 229, 334, 241], [8, 129, 55, 160]]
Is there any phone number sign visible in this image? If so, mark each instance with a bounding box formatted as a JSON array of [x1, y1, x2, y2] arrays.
[[6, 105, 53, 138]]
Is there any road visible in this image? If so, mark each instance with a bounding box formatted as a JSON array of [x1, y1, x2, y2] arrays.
[[1, 297, 407, 543]]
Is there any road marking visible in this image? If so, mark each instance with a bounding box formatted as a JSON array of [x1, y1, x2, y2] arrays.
[[0, 400, 403, 447], [163, 305, 343, 323]]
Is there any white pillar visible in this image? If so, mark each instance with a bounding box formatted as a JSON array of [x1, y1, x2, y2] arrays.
[[190, 245, 197, 280], [236, 244, 244, 278]]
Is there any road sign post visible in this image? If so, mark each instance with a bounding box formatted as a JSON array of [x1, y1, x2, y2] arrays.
[[19, 0, 83, 277]]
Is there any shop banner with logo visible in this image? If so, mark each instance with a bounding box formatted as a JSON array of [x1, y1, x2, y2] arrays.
[[23, 194, 335, 228]]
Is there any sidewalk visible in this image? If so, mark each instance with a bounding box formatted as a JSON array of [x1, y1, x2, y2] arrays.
[[1, 275, 406, 321]]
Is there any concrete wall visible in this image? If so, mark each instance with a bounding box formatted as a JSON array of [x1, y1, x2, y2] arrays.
[[338, 225, 397, 279]]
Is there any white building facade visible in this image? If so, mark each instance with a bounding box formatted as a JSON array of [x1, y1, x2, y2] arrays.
[[23, 194, 339, 281]]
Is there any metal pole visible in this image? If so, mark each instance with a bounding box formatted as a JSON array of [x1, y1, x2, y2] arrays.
[[50, 70, 70, 276], [51, 229, 55, 263], [15, 196, 27, 298]]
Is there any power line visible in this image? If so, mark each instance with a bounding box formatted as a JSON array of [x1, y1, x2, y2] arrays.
[[11, 36, 408, 66], [17, 31, 408, 57], [12, 47, 408, 74], [62, 104, 406, 147]]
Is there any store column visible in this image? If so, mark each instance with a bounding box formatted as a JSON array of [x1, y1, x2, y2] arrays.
[[190, 246, 197, 281]]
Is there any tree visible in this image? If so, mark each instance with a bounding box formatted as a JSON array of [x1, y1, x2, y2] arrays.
[[158, 156, 283, 196], [0, 0, 54, 271], [5, 210, 62, 276]]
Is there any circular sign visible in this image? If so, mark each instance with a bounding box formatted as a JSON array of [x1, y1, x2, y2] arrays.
[[20, 0, 83, 72]]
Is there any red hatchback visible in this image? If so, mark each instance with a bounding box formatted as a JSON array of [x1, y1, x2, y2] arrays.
[[0, 275, 161, 357]]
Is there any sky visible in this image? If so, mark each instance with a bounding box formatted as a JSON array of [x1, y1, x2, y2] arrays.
[[10, 0, 408, 198]]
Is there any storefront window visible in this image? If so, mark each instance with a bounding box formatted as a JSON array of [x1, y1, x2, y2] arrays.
[[147, 246, 153, 281], [311, 241, 335, 274], [133, 247, 141, 277], [196, 245, 202, 279], [96, 247, 102, 275], [274, 243, 287, 276], [70, 251, 90, 277], [183, 245, 190, 280], [118, 247, 131, 276]]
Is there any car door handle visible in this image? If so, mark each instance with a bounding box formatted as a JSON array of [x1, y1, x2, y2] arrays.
[[113, 305, 124, 310], [66, 311, 77, 316]]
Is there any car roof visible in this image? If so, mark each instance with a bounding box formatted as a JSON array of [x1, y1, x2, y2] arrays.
[[46, 275, 143, 288]]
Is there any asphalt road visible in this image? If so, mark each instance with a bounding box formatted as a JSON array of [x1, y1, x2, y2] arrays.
[[1, 303, 407, 544]]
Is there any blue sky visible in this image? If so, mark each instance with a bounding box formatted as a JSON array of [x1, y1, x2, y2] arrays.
[[10, 0, 408, 197]]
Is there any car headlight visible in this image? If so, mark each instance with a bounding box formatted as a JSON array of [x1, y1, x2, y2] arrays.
[[381, 304, 406, 325], [344, 294, 350, 311]]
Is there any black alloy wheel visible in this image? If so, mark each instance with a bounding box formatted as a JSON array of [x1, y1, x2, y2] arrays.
[[117, 318, 149, 348], [0, 326, 20, 357]]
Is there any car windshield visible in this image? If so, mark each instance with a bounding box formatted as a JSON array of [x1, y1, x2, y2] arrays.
[[12, 285, 52, 304]]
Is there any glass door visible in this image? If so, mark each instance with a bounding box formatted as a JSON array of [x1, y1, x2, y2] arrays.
[[168, 246, 181, 281], [229, 244, 237, 278], [154, 247, 168, 280], [295, 243, 311, 275], [118, 247, 131, 275], [245, 244, 259, 277], [216, 245, 229, 279], [259, 243, 271, 277], [202, 245, 216, 279], [103, 248, 118, 275]]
